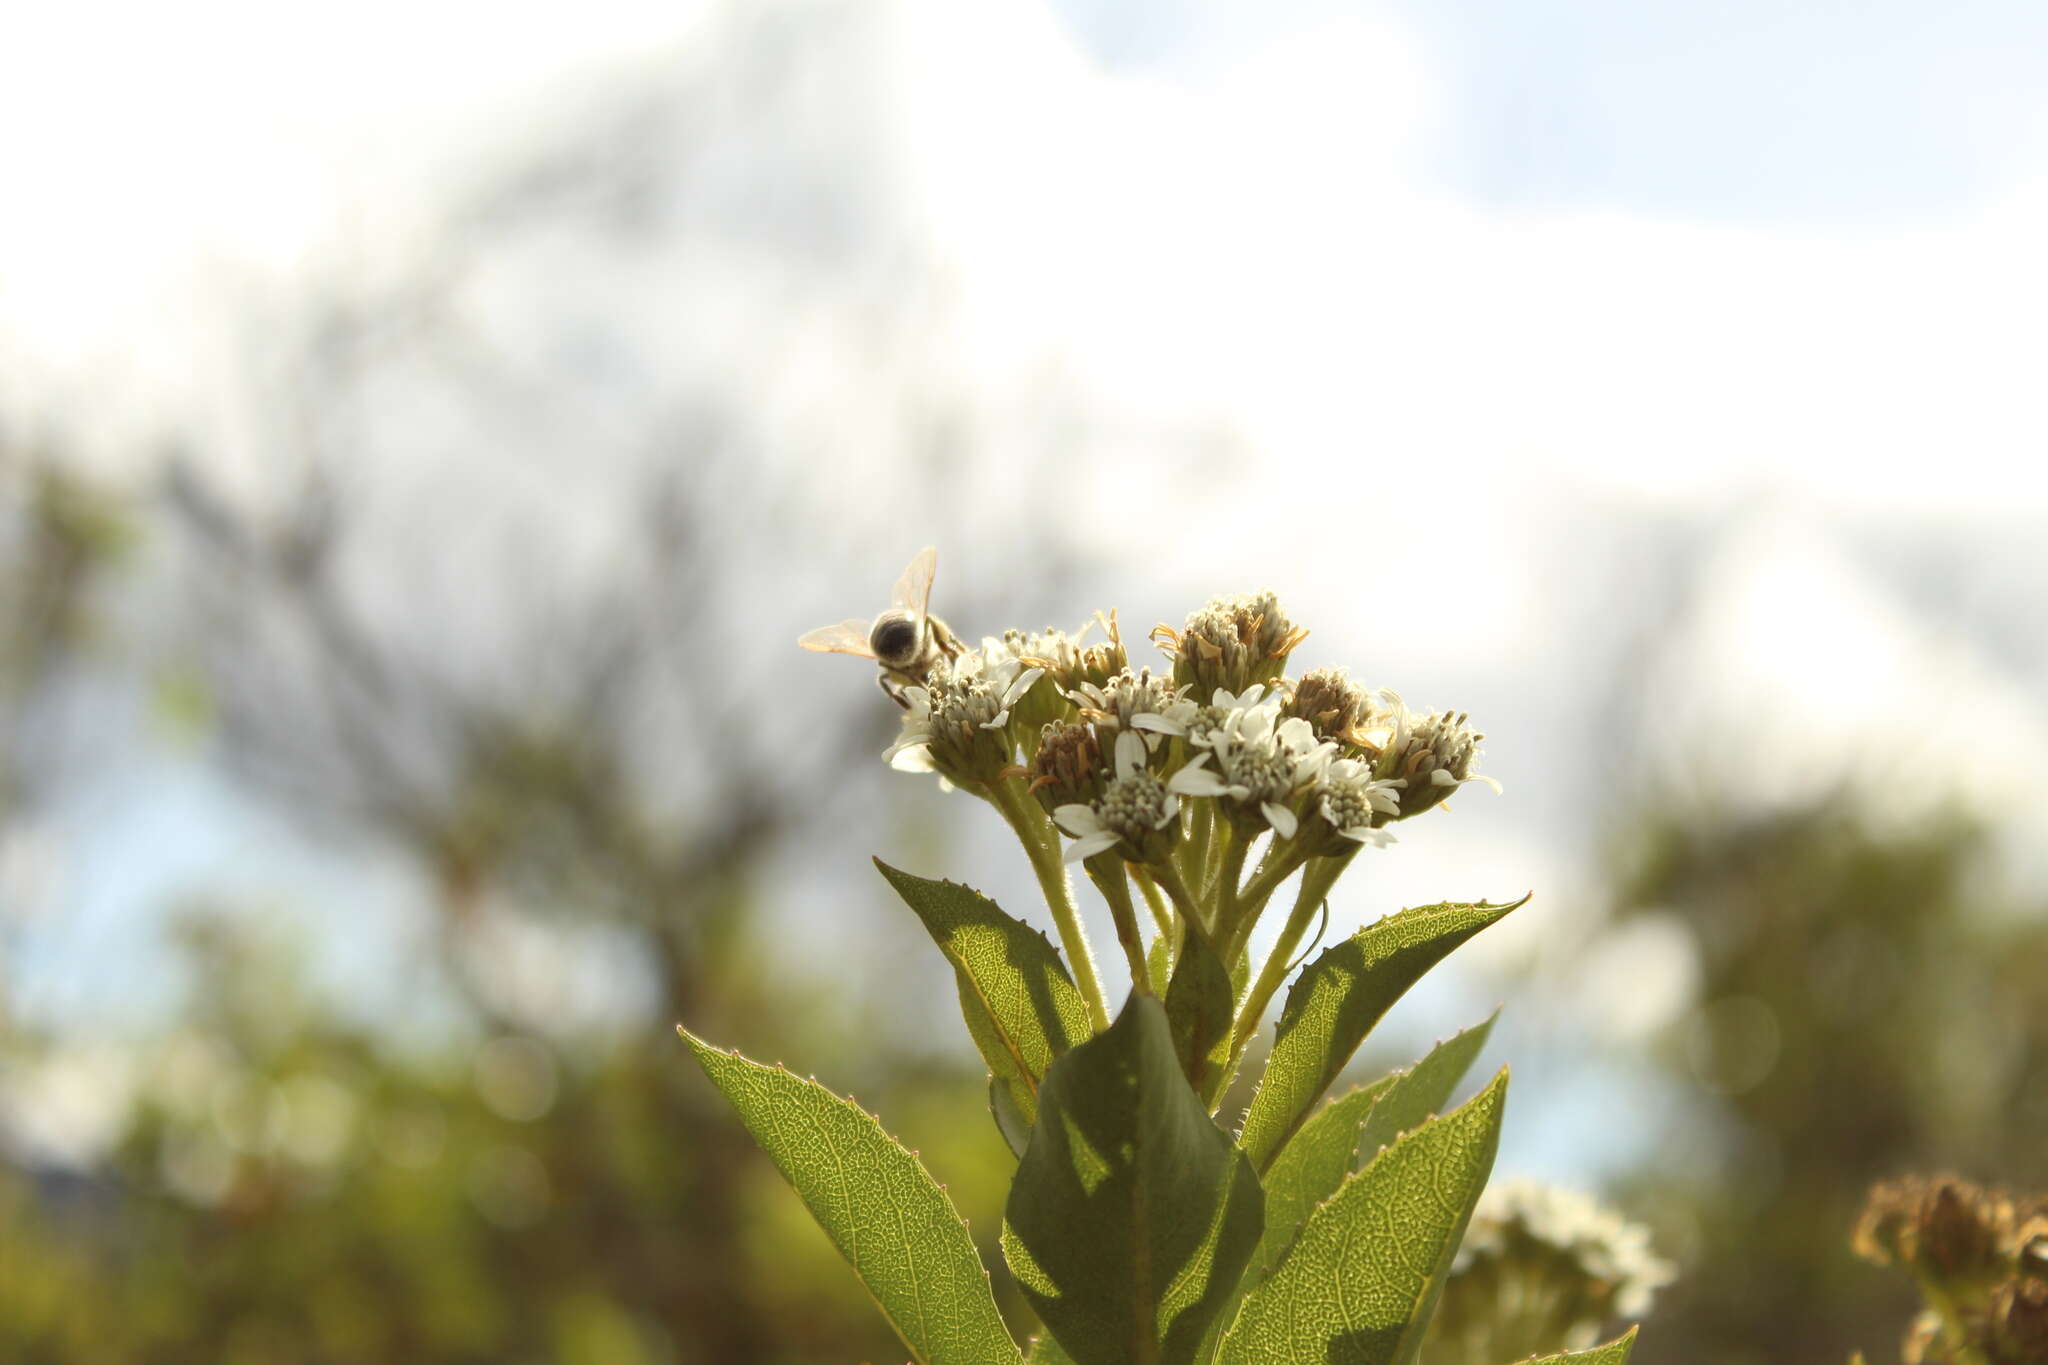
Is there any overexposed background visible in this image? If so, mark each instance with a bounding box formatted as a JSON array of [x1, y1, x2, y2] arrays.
[[3, 3, 2045, 1361]]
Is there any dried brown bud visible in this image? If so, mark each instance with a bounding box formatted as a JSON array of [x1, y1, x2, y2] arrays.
[[1030, 723, 1105, 816], [1854, 1175, 2015, 1295], [1991, 1276, 2048, 1363], [1153, 591, 1308, 697], [1922, 1179, 2010, 1282], [1283, 668, 1367, 743], [1853, 1179, 1917, 1267]]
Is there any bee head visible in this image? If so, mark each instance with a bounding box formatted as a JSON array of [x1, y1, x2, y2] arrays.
[[869, 611, 923, 668]]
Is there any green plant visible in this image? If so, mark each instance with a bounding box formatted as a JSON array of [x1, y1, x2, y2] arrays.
[[682, 564, 1648, 1364]]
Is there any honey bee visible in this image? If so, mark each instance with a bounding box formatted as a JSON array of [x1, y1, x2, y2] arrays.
[[798, 546, 965, 707]]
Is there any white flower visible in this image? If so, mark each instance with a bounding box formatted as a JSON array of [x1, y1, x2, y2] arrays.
[[1208, 684, 1268, 710], [881, 656, 1043, 781], [1051, 806, 1121, 862], [1069, 668, 1197, 742], [1167, 698, 1333, 837], [1377, 700, 1501, 817], [883, 685, 941, 772], [1315, 758, 1404, 846], [984, 612, 1127, 691], [1053, 731, 1178, 863], [1454, 1179, 1677, 1319]]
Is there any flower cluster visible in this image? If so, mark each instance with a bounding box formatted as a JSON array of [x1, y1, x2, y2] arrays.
[[880, 591, 1497, 869], [842, 582, 1502, 1051], [1426, 1180, 1676, 1364]]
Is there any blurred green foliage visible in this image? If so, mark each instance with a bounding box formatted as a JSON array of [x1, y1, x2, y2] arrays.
[[1608, 794, 2048, 1365], [1, 912, 1025, 1365], [0, 449, 1032, 1364]]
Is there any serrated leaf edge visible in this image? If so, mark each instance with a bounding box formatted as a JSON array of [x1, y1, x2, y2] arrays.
[[1511, 1325, 1639, 1363], [678, 1026, 1023, 1365], [876, 858, 1084, 1096], [1217, 1068, 1509, 1364]]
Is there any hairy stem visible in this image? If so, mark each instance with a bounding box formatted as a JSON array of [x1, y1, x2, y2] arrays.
[[989, 778, 1112, 1033], [1228, 850, 1355, 1063], [1221, 841, 1310, 963], [1148, 858, 1208, 938], [1208, 820, 1255, 952], [1087, 854, 1154, 998], [1129, 862, 1174, 944], [1176, 794, 1213, 905]]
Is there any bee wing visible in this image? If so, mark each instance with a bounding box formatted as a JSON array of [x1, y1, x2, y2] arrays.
[[798, 618, 876, 657], [890, 546, 937, 620]]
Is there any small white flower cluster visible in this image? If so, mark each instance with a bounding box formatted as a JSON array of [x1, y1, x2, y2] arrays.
[[1166, 688, 1332, 839], [1053, 731, 1177, 863], [819, 575, 1512, 1052], [883, 651, 1043, 780], [874, 590, 1499, 870], [1453, 1179, 1678, 1320]]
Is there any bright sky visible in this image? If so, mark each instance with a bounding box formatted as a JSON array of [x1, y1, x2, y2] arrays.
[[5, 0, 2048, 516]]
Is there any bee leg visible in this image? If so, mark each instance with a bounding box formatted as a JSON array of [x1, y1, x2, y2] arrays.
[[879, 674, 912, 709]]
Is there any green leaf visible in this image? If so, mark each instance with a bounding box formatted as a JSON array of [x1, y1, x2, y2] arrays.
[[1147, 931, 1172, 998], [1237, 1011, 1496, 1347], [877, 859, 1093, 1135], [1025, 1335, 1078, 1364], [1164, 925, 1235, 1105], [680, 1028, 1021, 1365], [1216, 1069, 1508, 1365], [1354, 1010, 1498, 1168], [1005, 996, 1265, 1365], [1237, 897, 1524, 1172], [1517, 1327, 1639, 1364], [991, 1076, 1034, 1158], [1245, 1078, 1391, 1288]]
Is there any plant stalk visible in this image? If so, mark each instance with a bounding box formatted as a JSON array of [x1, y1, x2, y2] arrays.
[[1228, 849, 1355, 1062], [1086, 854, 1154, 998], [988, 777, 1112, 1033]]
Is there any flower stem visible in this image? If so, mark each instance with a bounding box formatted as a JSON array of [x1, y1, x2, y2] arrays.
[[1148, 858, 1208, 937], [988, 778, 1112, 1033], [1209, 819, 1255, 952], [1129, 862, 1174, 944], [1221, 842, 1309, 963], [1228, 850, 1355, 1063], [1177, 795, 1214, 904], [1086, 854, 1153, 998]]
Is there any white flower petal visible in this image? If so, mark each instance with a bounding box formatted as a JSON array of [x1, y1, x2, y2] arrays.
[[1275, 716, 1317, 749], [1002, 666, 1046, 707], [1129, 713, 1186, 736], [1113, 729, 1148, 779], [1063, 831, 1119, 863], [1053, 803, 1103, 838], [980, 708, 1011, 730], [1168, 765, 1230, 797], [888, 744, 936, 773], [1262, 802, 1298, 839]]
